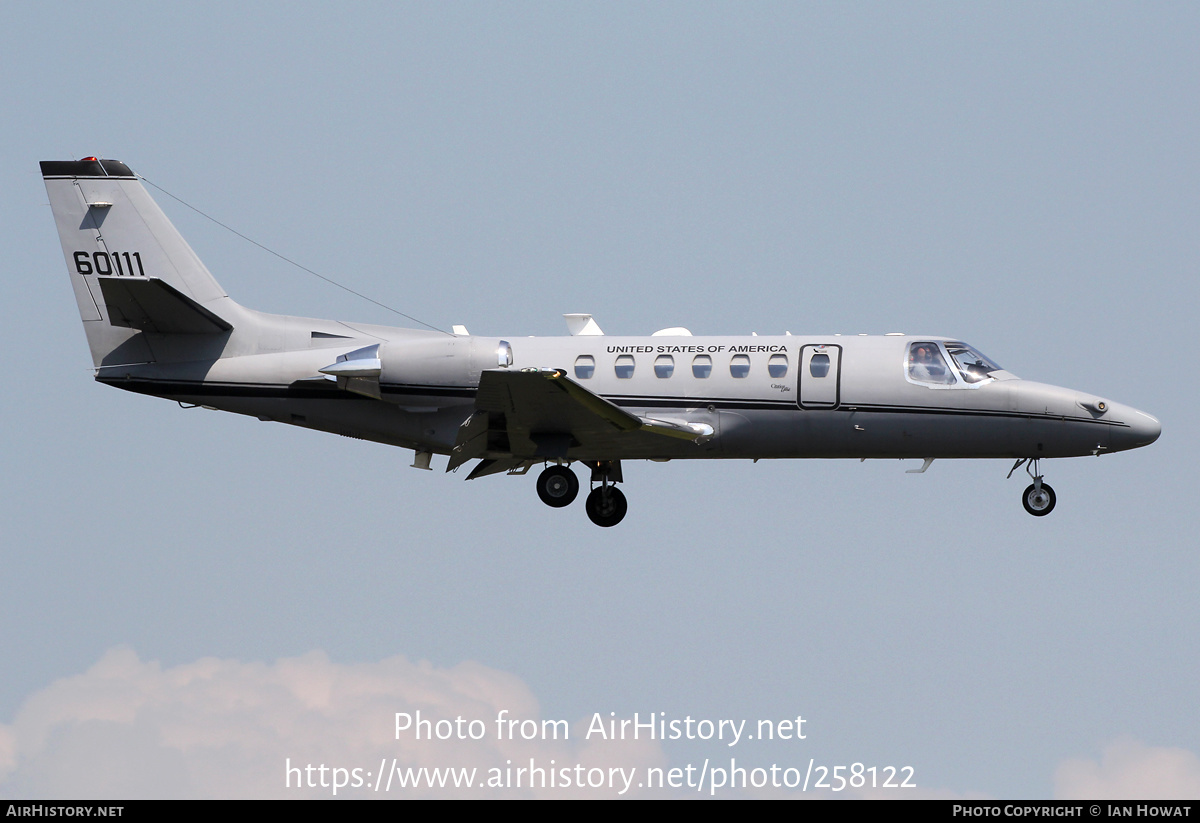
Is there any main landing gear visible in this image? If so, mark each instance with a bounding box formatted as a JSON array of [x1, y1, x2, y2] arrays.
[[585, 485, 627, 528], [1008, 458, 1056, 517], [536, 465, 578, 507], [535, 461, 627, 527]]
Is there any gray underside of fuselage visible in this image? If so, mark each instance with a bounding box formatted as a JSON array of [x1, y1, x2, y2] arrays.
[[115, 378, 1118, 463]]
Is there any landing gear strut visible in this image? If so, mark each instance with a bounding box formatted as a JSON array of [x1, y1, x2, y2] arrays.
[[586, 486, 627, 527], [585, 460, 627, 527], [1009, 458, 1056, 517], [536, 465, 579, 508], [534, 460, 627, 526]]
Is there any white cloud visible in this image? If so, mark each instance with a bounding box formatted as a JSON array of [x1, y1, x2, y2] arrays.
[[0, 647, 666, 799], [10, 650, 1194, 800], [1055, 738, 1200, 800]]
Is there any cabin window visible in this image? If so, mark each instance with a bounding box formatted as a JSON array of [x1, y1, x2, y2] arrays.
[[907, 342, 956, 385], [809, 353, 830, 378], [615, 354, 635, 379], [692, 355, 712, 378], [654, 355, 675, 378], [768, 353, 788, 378], [730, 354, 750, 378], [574, 355, 595, 379]]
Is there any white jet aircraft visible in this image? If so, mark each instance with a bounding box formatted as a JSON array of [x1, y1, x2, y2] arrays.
[[42, 158, 1160, 526]]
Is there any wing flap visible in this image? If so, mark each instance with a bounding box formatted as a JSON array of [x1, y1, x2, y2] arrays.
[[448, 368, 710, 473]]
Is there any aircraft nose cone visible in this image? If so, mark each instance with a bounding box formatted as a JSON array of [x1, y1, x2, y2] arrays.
[[1132, 411, 1161, 446], [1112, 407, 1161, 451]]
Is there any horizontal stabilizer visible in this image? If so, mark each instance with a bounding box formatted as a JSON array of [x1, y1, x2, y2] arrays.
[[97, 276, 232, 334]]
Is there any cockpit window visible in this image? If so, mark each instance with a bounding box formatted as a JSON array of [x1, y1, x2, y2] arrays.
[[945, 342, 1002, 384], [907, 342, 956, 385]]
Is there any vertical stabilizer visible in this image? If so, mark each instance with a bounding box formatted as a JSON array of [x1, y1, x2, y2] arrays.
[[41, 158, 241, 367]]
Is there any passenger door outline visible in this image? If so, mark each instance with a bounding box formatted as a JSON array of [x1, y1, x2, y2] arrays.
[[798, 344, 842, 409]]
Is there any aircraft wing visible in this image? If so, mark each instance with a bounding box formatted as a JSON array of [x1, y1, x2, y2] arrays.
[[447, 368, 712, 472]]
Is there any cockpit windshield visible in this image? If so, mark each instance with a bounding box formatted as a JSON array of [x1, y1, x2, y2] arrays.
[[944, 342, 1003, 384], [907, 341, 1005, 387]]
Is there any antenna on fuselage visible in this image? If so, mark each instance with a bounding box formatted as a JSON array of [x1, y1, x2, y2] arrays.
[[564, 314, 604, 335]]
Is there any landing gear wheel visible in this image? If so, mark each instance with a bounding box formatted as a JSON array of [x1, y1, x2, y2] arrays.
[[1022, 483, 1056, 516], [537, 466, 579, 508], [585, 486, 628, 527]]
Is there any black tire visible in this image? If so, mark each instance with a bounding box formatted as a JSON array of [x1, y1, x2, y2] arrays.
[[585, 486, 628, 527], [1022, 482, 1056, 516], [536, 466, 579, 508]]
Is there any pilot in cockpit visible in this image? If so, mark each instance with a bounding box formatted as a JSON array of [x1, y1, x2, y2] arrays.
[[908, 344, 954, 384]]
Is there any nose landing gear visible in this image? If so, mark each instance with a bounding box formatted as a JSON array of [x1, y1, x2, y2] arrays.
[[1022, 482, 1056, 516], [1009, 458, 1056, 517]]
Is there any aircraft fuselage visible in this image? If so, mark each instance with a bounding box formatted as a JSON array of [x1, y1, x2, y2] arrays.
[[43, 157, 1160, 526], [100, 324, 1157, 463]]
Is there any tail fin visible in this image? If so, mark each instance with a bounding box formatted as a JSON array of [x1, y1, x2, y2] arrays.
[[41, 158, 240, 367]]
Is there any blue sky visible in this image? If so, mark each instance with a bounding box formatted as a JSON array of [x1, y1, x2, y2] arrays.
[[1, 2, 1196, 798]]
